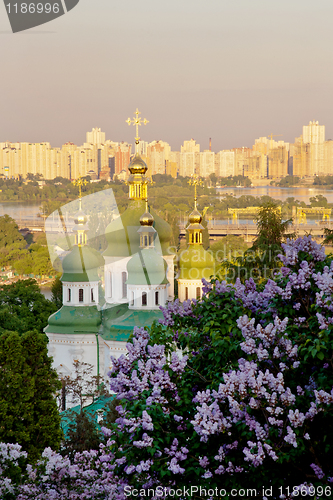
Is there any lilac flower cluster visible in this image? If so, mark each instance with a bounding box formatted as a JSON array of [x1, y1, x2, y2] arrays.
[[0, 442, 126, 499]]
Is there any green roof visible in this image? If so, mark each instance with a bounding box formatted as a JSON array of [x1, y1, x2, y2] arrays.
[[127, 248, 168, 285], [45, 305, 102, 334], [179, 244, 215, 280], [104, 200, 172, 257], [101, 303, 163, 341], [61, 394, 115, 438], [61, 246, 104, 282]]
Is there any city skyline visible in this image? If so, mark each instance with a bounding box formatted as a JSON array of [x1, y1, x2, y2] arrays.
[[1, 1, 333, 151], [1, 121, 333, 181]]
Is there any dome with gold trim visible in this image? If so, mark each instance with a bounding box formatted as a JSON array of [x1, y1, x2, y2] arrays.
[[74, 209, 88, 225], [140, 209, 154, 227], [188, 208, 202, 225], [128, 154, 148, 175]]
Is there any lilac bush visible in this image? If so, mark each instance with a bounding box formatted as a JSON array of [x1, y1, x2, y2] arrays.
[[107, 236, 333, 498], [1, 235, 332, 499]]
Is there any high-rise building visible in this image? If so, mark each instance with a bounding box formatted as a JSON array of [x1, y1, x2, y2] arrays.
[[215, 150, 235, 177], [181, 139, 200, 153], [86, 127, 106, 145], [115, 142, 131, 176], [179, 152, 198, 177], [198, 151, 215, 178], [147, 141, 171, 175], [302, 121, 325, 175]]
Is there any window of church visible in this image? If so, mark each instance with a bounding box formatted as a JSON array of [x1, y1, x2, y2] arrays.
[[91, 288, 94, 302], [142, 292, 147, 306], [131, 292, 134, 306], [196, 287, 201, 299], [122, 272, 127, 298], [79, 289, 84, 302], [68, 288, 71, 302], [144, 235, 148, 247], [185, 287, 188, 300], [155, 291, 159, 306]]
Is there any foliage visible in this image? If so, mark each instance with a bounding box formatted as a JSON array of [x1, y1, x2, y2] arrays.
[[0, 330, 62, 462], [309, 194, 328, 207], [273, 175, 300, 187], [103, 236, 333, 498], [0, 443, 125, 500], [51, 276, 63, 309], [0, 215, 55, 274], [210, 235, 248, 263], [2, 237, 333, 499], [220, 202, 294, 283], [0, 279, 57, 334]]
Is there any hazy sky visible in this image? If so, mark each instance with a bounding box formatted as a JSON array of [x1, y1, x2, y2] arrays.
[[1, 0, 333, 151]]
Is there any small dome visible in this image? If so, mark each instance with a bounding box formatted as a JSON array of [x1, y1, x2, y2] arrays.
[[127, 248, 168, 285], [104, 200, 172, 257], [140, 210, 154, 227], [74, 208, 87, 225], [189, 209, 202, 225], [62, 246, 104, 282], [128, 154, 148, 175]]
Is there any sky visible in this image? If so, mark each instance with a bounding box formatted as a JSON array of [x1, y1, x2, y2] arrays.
[[1, 0, 333, 151]]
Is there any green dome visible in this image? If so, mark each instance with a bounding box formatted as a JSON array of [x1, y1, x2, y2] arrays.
[[127, 248, 168, 285], [179, 245, 215, 281], [61, 245, 104, 282], [104, 200, 172, 257]]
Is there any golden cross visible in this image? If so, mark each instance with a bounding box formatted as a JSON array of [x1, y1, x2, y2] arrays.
[[188, 175, 203, 209], [126, 108, 149, 153], [73, 176, 88, 202]]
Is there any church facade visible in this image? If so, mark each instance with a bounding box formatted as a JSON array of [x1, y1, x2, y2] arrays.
[[45, 118, 215, 398]]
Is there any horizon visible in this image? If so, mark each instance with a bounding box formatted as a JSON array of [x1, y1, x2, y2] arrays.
[[1, 0, 333, 151]]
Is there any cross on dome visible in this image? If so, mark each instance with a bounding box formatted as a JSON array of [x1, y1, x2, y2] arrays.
[[126, 108, 149, 154]]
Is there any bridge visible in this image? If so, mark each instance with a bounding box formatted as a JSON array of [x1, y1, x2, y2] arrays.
[[179, 221, 333, 242]]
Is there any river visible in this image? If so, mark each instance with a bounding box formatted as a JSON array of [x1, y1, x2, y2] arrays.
[[216, 186, 333, 203]]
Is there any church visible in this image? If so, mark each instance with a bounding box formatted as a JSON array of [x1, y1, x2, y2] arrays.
[[44, 112, 215, 389]]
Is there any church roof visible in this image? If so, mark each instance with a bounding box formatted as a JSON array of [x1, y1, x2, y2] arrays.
[[103, 200, 172, 257], [127, 248, 168, 286], [178, 244, 215, 280], [101, 303, 163, 342], [61, 246, 104, 282], [44, 305, 102, 334]]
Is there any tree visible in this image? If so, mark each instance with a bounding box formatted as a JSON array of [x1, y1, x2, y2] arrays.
[[51, 276, 63, 309], [106, 236, 333, 497], [221, 202, 294, 283], [0, 279, 57, 335], [0, 330, 62, 461]]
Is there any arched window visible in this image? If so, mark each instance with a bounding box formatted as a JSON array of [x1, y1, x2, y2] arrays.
[[144, 235, 148, 247], [68, 288, 71, 302], [142, 292, 147, 306], [91, 288, 94, 302], [195, 232, 199, 243], [196, 287, 201, 299], [155, 291, 159, 306], [122, 272, 127, 299], [185, 287, 188, 300], [79, 289, 84, 302], [131, 292, 134, 306]]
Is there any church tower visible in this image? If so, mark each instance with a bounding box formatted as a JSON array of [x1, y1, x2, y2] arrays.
[[178, 176, 215, 301], [103, 109, 174, 304], [127, 200, 169, 309], [45, 179, 105, 382]]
